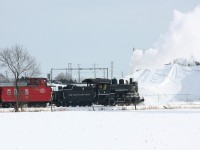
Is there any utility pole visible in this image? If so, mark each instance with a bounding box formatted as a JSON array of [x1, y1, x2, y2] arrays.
[[103, 69, 105, 78], [68, 63, 72, 80], [66, 64, 68, 80], [50, 68, 53, 83], [111, 61, 114, 79], [93, 64, 96, 78], [78, 64, 81, 83]]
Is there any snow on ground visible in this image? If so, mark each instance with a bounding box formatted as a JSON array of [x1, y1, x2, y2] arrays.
[[1, 109, 200, 150], [1, 58, 200, 150]]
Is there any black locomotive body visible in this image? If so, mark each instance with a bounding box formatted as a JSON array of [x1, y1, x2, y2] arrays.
[[52, 78, 144, 107]]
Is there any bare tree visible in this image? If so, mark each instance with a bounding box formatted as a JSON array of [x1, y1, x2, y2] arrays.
[[0, 44, 41, 111], [54, 72, 67, 81], [54, 72, 75, 84]]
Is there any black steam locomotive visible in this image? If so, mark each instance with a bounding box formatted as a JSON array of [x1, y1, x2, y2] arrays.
[[52, 78, 144, 108]]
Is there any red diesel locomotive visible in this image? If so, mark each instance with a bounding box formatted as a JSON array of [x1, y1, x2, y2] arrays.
[[0, 78, 52, 108]]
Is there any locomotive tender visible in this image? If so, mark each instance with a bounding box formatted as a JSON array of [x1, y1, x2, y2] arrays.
[[52, 78, 144, 107]]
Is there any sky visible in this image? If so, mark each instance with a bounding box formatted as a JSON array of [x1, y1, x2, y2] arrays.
[[0, 0, 199, 80]]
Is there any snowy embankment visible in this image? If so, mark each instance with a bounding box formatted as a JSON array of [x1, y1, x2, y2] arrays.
[[1, 110, 200, 150], [126, 60, 200, 105]]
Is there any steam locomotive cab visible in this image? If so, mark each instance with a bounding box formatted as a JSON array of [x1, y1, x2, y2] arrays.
[[82, 78, 111, 105]]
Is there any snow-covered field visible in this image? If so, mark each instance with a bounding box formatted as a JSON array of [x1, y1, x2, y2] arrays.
[[1, 108, 200, 150]]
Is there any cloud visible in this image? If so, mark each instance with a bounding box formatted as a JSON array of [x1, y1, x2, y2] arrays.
[[130, 5, 200, 73]]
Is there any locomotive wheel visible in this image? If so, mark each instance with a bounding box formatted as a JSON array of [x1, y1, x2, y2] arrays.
[[61, 102, 66, 107], [56, 102, 61, 107], [125, 102, 131, 106], [41, 103, 47, 107], [71, 102, 77, 107], [125, 99, 132, 106], [87, 102, 92, 107], [63, 102, 69, 107], [2, 103, 7, 108], [108, 98, 115, 106], [104, 101, 108, 106]]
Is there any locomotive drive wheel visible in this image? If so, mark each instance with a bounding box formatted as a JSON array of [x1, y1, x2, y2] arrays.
[[108, 98, 115, 106], [125, 102, 131, 106], [125, 99, 132, 106]]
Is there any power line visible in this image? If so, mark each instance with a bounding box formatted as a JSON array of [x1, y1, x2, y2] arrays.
[[111, 61, 113, 79], [50, 66, 109, 82]]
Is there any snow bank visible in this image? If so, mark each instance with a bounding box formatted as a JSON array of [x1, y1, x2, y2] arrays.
[[127, 63, 200, 104]]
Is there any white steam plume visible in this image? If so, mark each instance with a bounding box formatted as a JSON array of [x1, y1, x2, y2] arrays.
[[130, 5, 200, 73]]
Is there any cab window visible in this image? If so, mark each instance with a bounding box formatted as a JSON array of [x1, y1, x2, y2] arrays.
[[103, 84, 107, 90]]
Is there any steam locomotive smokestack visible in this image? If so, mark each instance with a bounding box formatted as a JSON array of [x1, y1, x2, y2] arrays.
[[119, 79, 124, 84], [130, 78, 133, 84], [111, 78, 118, 84]]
